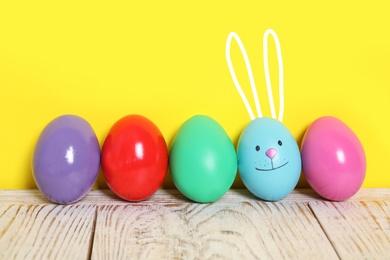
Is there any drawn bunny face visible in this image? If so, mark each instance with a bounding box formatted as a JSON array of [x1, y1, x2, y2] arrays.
[[226, 29, 301, 201], [237, 117, 301, 201]]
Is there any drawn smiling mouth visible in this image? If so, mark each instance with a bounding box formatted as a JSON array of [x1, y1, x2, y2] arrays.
[[255, 161, 289, 172]]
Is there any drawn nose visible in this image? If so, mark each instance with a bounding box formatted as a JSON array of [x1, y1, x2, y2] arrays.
[[265, 148, 277, 159]]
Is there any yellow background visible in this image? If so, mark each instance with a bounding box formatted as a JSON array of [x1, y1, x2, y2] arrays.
[[1, 1, 389, 189]]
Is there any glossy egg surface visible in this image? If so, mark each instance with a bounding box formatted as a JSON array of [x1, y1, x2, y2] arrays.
[[32, 115, 100, 204], [301, 116, 366, 201], [101, 114, 168, 201], [169, 115, 237, 203]]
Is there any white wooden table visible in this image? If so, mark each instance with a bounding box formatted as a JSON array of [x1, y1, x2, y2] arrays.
[[0, 189, 389, 259]]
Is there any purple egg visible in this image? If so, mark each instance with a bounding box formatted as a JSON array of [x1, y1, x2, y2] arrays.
[[32, 115, 100, 204]]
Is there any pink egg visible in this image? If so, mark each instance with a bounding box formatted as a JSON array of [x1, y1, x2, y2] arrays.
[[301, 116, 366, 201]]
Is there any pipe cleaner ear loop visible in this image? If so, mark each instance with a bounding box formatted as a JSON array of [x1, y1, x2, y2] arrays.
[[225, 29, 284, 122], [225, 29, 302, 202]]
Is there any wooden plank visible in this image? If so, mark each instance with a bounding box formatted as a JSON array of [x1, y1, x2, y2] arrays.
[[0, 204, 96, 259], [309, 200, 390, 259], [0, 188, 389, 205], [91, 202, 338, 259]]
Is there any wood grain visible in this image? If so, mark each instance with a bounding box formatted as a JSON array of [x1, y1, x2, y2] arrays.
[[0, 204, 96, 259], [309, 200, 390, 259], [91, 202, 338, 259], [1, 188, 389, 205], [1, 189, 389, 259]]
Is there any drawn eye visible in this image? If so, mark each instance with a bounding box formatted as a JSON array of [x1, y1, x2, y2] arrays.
[[278, 140, 282, 146], [255, 145, 260, 151]]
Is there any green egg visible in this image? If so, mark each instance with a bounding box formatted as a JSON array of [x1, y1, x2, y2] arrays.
[[169, 115, 237, 203]]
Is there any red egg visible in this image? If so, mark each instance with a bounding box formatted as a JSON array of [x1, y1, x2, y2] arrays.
[[301, 116, 366, 201], [101, 115, 168, 201]]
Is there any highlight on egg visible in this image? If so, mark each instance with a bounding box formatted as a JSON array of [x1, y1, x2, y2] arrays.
[[32, 115, 100, 204], [169, 115, 237, 203], [301, 116, 366, 201], [101, 114, 168, 202]]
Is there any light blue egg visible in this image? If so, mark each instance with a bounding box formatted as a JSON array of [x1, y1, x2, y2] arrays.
[[237, 117, 301, 201]]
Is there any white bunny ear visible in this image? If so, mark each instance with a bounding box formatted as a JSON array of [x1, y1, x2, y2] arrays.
[[226, 30, 285, 122], [263, 29, 284, 122], [226, 32, 262, 121]]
